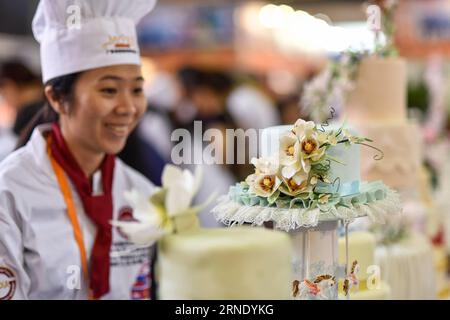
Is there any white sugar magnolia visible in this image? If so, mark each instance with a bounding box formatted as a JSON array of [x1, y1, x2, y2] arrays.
[[280, 169, 311, 197], [279, 130, 311, 178], [279, 132, 301, 166], [110, 190, 166, 246], [299, 130, 326, 162], [251, 155, 280, 175], [251, 174, 282, 198], [293, 119, 315, 140], [281, 161, 303, 179], [162, 165, 202, 217], [110, 165, 204, 247], [292, 119, 327, 172], [247, 155, 282, 197]]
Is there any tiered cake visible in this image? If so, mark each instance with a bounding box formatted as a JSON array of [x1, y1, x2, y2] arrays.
[[213, 119, 400, 300], [375, 233, 437, 299], [343, 56, 429, 233], [344, 57, 423, 194], [343, 56, 438, 299], [259, 126, 362, 300]]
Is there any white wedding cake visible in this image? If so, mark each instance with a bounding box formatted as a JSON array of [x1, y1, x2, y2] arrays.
[[343, 56, 441, 299], [260, 125, 364, 300], [375, 232, 437, 299], [344, 56, 423, 192], [213, 118, 400, 300]]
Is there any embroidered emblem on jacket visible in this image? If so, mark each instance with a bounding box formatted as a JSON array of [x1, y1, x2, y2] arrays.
[[0, 266, 17, 300]]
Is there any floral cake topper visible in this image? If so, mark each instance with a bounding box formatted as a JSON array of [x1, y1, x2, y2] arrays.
[[243, 119, 381, 212]]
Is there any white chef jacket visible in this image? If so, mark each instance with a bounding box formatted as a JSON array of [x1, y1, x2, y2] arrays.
[[0, 124, 155, 300]]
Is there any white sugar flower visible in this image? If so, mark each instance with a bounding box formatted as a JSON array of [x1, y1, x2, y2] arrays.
[[111, 165, 205, 246], [111, 220, 167, 246], [122, 189, 162, 225], [251, 155, 280, 176], [280, 170, 311, 196], [162, 165, 202, 218], [293, 119, 316, 140], [299, 132, 326, 163], [250, 174, 282, 198], [110, 190, 166, 246], [247, 155, 282, 197], [281, 161, 303, 179], [279, 132, 301, 166]]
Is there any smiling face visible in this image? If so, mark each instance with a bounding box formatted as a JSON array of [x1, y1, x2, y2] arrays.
[[49, 65, 146, 156]]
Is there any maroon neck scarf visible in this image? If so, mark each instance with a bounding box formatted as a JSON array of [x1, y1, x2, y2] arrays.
[[49, 123, 115, 299]]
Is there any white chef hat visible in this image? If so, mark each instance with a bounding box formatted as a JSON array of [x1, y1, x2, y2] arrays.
[[32, 0, 156, 83]]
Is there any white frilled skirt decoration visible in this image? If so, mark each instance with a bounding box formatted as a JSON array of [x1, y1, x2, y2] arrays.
[[212, 187, 401, 232]]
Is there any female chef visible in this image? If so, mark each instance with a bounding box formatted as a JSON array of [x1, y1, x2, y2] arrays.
[[0, 0, 158, 300]]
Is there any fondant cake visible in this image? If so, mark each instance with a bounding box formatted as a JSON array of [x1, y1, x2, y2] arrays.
[[345, 57, 407, 125], [260, 124, 361, 191], [342, 55, 441, 299], [375, 232, 437, 299], [156, 227, 293, 300], [344, 56, 423, 191], [213, 119, 400, 300], [214, 121, 398, 231]]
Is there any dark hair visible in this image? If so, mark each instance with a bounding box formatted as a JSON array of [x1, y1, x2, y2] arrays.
[[177, 66, 234, 97], [15, 72, 81, 149], [177, 66, 202, 95], [0, 59, 40, 88], [200, 71, 233, 95]]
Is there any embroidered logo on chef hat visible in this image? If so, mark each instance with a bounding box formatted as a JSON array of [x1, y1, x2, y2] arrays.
[[32, 0, 157, 83], [0, 266, 17, 300], [102, 35, 138, 55]]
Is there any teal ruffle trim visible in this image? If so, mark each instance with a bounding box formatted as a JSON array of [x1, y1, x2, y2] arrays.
[[229, 180, 389, 210]]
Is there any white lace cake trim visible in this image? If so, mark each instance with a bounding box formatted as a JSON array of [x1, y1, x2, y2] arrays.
[[212, 188, 401, 232]]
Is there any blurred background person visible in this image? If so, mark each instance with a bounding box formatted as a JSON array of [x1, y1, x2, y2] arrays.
[[172, 66, 238, 227], [0, 59, 43, 160], [227, 75, 280, 130]]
